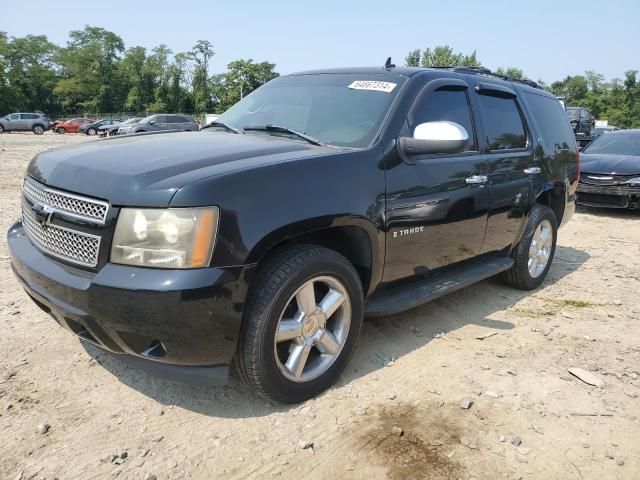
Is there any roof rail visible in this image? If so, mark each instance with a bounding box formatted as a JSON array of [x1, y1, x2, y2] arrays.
[[430, 65, 542, 90]]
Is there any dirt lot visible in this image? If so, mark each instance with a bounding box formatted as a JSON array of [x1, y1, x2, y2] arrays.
[[0, 132, 639, 480]]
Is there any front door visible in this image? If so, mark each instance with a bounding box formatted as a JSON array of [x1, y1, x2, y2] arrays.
[[383, 80, 489, 283]]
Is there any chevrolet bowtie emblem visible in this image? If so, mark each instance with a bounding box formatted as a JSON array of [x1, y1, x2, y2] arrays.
[[31, 203, 55, 226]]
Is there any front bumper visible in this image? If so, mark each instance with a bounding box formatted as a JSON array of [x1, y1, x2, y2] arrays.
[[577, 183, 640, 209], [8, 220, 254, 385]]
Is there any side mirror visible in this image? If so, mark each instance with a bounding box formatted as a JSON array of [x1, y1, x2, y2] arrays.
[[149, 120, 156, 125], [400, 121, 469, 157]]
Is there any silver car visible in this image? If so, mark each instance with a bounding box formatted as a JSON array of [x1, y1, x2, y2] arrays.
[[119, 114, 199, 135], [0, 113, 52, 134]]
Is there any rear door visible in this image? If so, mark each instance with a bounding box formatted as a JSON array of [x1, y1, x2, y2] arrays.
[[383, 78, 490, 283], [471, 83, 534, 254]]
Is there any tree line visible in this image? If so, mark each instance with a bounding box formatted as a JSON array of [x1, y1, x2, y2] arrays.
[[2, 32, 639, 128], [0, 26, 278, 117], [407, 45, 640, 128]]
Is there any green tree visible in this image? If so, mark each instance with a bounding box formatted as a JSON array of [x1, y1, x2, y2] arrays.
[[190, 40, 215, 112], [211, 59, 278, 112], [405, 45, 480, 68], [54, 26, 125, 112], [495, 67, 525, 79], [1, 34, 59, 114]]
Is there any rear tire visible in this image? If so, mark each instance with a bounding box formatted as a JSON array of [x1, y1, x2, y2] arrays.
[[0, 124, 4, 134], [234, 245, 363, 403], [502, 204, 557, 290], [32, 125, 44, 135]]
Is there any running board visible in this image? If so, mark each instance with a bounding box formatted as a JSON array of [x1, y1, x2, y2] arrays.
[[365, 257, 514, 318]]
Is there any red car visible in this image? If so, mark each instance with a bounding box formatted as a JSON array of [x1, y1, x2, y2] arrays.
[[53, 118, 94, 134]]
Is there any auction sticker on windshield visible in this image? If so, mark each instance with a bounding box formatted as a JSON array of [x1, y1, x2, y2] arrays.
[[347, 81, 397, 93]]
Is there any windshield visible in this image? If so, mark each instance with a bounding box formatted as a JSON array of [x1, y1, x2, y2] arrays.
[[583, 132, 640, 156], [213, 73, 406, 148], [139, 115, 156, 124], [566, 108, 580, 119], [121, 118, 140, 125]]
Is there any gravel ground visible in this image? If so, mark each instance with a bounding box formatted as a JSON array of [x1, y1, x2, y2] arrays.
[[1, 132, 639, 480]]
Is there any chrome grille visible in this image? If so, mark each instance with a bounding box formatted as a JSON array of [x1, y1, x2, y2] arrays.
[[579, 173, 637, 186], [23, 176, 109, 224], [22, 207, 101, 267]]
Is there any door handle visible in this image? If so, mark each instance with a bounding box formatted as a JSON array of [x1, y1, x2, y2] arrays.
[[524, 167, 541, 174], [465, 175, 488, 184]]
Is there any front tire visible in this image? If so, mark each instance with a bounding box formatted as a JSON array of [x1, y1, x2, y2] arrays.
[[502, 205, 557, 290], [234, 245, 363, 403], [56, 127, 66, 134], [0, 124, 4, 134], [32, 125, 44, 135], [87, 128, 97, 136]]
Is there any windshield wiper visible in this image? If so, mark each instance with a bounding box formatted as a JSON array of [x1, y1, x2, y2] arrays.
[[243, 125, 324, 146], [202, 121, 244, 134]]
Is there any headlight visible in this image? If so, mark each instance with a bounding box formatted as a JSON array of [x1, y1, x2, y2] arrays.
[[624, 177, 640, 186], [111, 207, 219, 268]]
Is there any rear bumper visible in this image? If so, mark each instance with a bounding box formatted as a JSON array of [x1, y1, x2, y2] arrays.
[[8, 220, 254, 384], [577, 183, 640, 209]]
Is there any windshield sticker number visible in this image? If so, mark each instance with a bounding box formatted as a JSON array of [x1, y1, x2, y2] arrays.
[[348, 81, 397, 93]]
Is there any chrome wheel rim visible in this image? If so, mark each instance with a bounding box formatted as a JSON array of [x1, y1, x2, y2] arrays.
[[274, 275, 351, 383], [528, 219, 553, 278], [34, 126, 43, 134]]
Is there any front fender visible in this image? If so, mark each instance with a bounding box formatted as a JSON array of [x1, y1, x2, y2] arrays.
[[169, 147, 387, 291]]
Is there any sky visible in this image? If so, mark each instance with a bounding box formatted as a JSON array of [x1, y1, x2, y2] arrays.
[[3, 0, 639, 84]]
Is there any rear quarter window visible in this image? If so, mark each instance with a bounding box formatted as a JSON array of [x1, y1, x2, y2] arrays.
[[525, 92, 576, 151]]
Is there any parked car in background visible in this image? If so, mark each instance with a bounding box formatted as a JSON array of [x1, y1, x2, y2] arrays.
[[99, 117, 141, 137], [119, 114, 198, 135], [0, 113, 52, 134], [566, 107, 595, 136], [578, 129, 640, 209], [79, 119, 121, 136], [593, 125, 620, 136], [53, 118, 94, 134]]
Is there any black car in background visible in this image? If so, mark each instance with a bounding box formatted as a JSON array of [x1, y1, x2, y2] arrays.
[[79, 119, 121, 136], [566, 107, 595, 136], [578, 130, 640, 209]]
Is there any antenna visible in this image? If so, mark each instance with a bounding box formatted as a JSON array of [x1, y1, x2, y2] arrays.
[[384, 57, 395, 69]]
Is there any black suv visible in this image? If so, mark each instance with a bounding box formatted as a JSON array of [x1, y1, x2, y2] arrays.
[[566, 107, 595, 136], [8, 66, 578, 403]]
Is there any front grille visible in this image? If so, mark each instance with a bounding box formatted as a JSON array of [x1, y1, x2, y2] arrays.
[[579, 173, 638, 186], [22, 176, 109, 224], [22, 207, 101, 267]]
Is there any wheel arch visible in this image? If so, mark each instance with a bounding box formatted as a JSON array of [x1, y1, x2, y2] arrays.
[[245, 219, 381, 296], [535, 183, 566, 225]]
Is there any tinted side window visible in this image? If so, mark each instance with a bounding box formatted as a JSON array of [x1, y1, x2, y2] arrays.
[[9, 114, 20, 120], [176, 116, 190, 123], [477, 94, 527, 150], [525, 92, 576, 151], [411, 88, 476, 151], [166, 115, 181, 123], [22, 114, 38, 119]]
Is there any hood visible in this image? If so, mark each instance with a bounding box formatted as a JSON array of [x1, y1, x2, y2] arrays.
[[27, 131, 338, 206], [580, 153, 640, 175]]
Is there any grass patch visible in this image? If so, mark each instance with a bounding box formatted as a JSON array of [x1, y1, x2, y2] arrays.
[[541, 298, 601, 308]]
